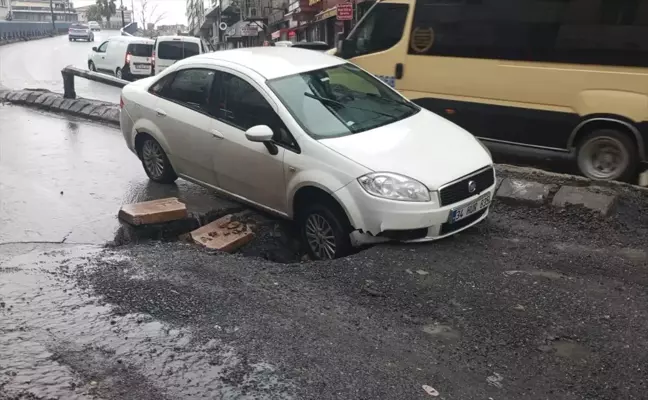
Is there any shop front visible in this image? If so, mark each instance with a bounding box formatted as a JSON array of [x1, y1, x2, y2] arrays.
[[225, 20, 262, 48]]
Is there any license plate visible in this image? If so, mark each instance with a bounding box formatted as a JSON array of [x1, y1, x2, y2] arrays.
[[450, 193, 491, 223], [135, 64, 149, 69]]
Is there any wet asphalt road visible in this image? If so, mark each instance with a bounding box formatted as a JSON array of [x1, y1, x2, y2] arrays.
[[0, 31, 123, 103], [2, 107, 648, 399], [0, 104, 236, 245]]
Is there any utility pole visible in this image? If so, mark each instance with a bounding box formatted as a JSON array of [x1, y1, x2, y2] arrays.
[[120, 0, 125, 27]]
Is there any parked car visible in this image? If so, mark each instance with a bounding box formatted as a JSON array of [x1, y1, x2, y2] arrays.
[[88, 36, 154, 81], [152, 36, 212, 75], [119, 48, 495, 260], [68, 24, 94, 42], [88, 21, 101, 31]]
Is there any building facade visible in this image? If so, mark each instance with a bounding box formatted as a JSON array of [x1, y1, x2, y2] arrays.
[[0, 0, 11, 20], [10, 0, 78, 22]]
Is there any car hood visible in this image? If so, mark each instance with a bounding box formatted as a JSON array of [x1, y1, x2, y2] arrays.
[[319, 110, 493, 190]]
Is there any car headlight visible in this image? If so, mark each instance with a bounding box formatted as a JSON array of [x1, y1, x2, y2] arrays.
[[358, 172, 431, 202]]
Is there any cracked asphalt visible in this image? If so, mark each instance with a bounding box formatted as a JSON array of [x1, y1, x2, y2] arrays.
[[2, 104, 648, 399]]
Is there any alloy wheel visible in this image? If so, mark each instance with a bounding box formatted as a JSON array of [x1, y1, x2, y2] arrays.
[[305, 213, 337, 260], [142, 140, 165, 181]]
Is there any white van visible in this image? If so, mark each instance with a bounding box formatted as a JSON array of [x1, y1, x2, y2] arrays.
[[88, 36, 155, 81], [152, 36, 212, 75]]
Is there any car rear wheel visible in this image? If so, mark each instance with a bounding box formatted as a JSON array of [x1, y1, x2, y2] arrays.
[[576, 128, 638, 182], [139, 136, 178, 184], [115, 68, 122, 79], [298, 202, 352, 261]]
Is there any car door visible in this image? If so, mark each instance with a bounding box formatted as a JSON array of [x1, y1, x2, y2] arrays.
[[93, 40, 110, 70], [152, 67, 221, 186], [208, 70, 293, 214]]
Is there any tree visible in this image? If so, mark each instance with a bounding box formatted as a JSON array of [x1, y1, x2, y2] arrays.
[[96, 0, 117, 26], [139, 0, 166, 35], [85, 4, 103, 23]]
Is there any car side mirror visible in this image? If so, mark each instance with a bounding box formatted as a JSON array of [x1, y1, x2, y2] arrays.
[[92, 46, 98, 52], [339, 39, 356, 59], [245, 125, 273, 143]]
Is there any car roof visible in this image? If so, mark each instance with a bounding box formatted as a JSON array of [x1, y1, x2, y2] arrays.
[[156, 35, 200, 43], [110, 36, 154, 44], [188, 47, 346, 80]]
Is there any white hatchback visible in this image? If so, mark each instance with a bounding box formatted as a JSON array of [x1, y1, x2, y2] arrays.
[[119, 48, 496, 260]]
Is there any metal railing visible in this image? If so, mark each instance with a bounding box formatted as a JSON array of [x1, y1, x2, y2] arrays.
[[61, 65, 128, 99]]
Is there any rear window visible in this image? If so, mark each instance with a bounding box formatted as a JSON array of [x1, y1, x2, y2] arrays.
[[71, 24, 88, 29], [128, 43, 153, 57], [158, 41, 200, 60]]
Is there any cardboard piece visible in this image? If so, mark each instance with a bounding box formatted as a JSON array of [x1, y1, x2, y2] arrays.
[[190, 214, 254, 253], [118, 197, 188, 226]]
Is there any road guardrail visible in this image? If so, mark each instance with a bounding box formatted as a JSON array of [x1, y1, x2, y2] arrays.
[[61, 65, 128, 99]]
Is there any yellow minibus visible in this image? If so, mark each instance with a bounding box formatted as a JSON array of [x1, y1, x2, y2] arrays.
[[335, 0, 648, 181]]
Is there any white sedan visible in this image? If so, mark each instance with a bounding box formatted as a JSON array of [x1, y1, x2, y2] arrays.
[[119, 47, 496, 260]]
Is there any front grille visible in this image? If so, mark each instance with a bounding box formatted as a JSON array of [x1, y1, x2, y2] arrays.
[[440, 208, 487, 235], [439, 167, 495, 207]]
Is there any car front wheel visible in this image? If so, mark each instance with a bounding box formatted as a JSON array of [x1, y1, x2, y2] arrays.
[[139, 136, 178, 184], [299, 202, 352, 261]]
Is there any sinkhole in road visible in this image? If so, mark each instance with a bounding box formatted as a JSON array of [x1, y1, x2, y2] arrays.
[[108, 209, 308, 264]]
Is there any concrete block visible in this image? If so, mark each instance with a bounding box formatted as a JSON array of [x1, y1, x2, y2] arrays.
[[190, 215, 255, 253], [7, 91, 21, 101], [496, 178, 554, 206], [34, 93, 50, 104], [41, 94, 57, 108], [69, 100, 88, 113], [118, 197, 188, 226], [17, 91, 30, 102], [80, 104, 98, 115], [101, 108, 120, 123], [50, 97, 64, 109], [59, 99, 75, 111], [639, 170, 648, 187], [552, 186, 617, 216], [26, 91, 41, 103]]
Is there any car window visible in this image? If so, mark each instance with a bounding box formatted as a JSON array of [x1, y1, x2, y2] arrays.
[[162, 69, 215, 111], [149, 73, 175, 95], [97, 41, 109, 52], [158, 41, 200, 60], [211, 72, 297, 149], [128, 43, 153, 57], [348, 3, 408, 57]]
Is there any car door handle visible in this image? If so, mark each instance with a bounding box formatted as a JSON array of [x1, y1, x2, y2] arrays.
[[155, 108, 166, 117], [211, 129, 224, 139]]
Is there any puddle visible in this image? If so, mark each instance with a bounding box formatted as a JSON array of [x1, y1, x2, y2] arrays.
[[422, 324, 461, 342], [0, 245, 294, 399]]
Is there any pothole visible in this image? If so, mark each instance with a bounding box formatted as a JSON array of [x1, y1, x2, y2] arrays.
[[107, 208, 308, 264]]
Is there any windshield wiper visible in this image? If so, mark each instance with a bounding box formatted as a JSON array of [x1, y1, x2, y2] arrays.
[[366, 93, 418, 111], [304, 92, 398, 120]]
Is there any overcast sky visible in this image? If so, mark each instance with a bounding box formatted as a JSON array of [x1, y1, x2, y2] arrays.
[[75, 0, 189, 26]]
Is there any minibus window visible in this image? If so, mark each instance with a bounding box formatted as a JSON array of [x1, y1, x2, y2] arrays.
[[346, 3, 408, 57]]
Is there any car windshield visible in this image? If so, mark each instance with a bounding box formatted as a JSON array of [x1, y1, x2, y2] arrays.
[[267, 64, 419, 139]]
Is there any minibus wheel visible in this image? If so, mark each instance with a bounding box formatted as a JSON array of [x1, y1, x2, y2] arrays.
[[576, 128, 638, 182]]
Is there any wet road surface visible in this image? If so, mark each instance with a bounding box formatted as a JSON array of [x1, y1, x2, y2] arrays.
[[2, 105, 648, 399], [0, 31, 123, 103], [0, 104, 236, 245]]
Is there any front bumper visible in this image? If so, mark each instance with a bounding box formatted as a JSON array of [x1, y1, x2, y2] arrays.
[[335, 174, 497, 245]]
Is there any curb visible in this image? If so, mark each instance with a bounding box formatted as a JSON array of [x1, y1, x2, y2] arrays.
[[0, 88, 119, 126], [0, 32, 64, 47], [494, 165, 648, 217]]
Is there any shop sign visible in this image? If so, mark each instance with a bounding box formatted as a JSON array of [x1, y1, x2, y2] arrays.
[[315, 7, 336, 21], [241, 24, 259, 36], [336, 3, 353, 20], [288, 30, 296, 38], [271, 30, 281, 39]]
